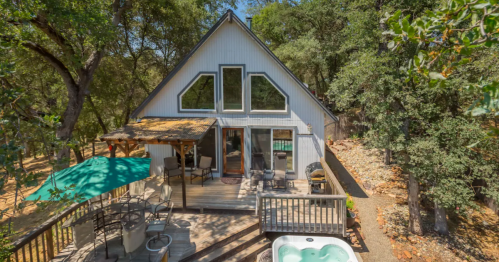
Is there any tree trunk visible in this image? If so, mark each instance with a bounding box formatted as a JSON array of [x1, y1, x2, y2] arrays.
[[434, 202, 449, 235], [408, 173, 424, 235], [92, 141, 96, 156], [24, 142, 31, 157], [73, 147, 84, 164], [384, 148, 391, 165]]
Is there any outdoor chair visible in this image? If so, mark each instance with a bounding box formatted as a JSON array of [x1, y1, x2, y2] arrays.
[[120, 180, 148, 205], [272, 152, 288, 190], [87, 192, 111, 210], [190, 156, 213, 187], [163, 157, 182, 185], [146, 202, 174, 260], [147, 184, 172, 218], [250, 153, 265, 190]]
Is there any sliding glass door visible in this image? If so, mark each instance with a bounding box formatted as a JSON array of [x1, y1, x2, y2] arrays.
[[251, 128, 294, 171]]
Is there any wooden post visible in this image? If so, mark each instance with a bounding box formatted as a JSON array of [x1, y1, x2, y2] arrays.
[[181, 144, 187, 210], [124, 143, 130, 157], [45, 229, 54, 260]]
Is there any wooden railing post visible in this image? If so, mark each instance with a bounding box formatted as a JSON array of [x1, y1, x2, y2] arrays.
[[45, 228, 54, 260], [257, 193, 263, 234]]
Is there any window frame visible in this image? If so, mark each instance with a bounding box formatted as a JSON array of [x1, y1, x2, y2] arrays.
[[250, 127, 295, 172], [220, 65, 245, 113], [171, 127, 219, 171], [247, 72, 289, 114], [178, 72, 217, 113]]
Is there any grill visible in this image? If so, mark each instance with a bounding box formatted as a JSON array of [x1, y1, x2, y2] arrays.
[[305, 162, 326, 194]]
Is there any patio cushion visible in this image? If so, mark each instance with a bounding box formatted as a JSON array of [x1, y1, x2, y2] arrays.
[[166, 168, 181, 177], [274, 170, 286, 181], [146, 220, 166, 233], [199, 156, 212, 169], [311, 177, 325, 181], [191, 169, 204, 176], [148, 204, 169, 214]]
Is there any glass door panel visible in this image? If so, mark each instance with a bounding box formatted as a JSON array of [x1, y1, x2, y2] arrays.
[[223, 128, 244, 175]]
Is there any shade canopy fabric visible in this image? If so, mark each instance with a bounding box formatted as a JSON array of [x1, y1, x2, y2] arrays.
[[99, 117, 217, 142], [25, 156, 151, 202]]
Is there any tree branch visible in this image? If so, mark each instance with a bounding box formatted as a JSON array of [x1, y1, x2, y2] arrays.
[[21, 41, 78, 90], [30, 14, 77, 59]]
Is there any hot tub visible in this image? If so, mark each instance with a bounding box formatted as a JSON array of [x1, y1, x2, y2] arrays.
[[272, 235, 358, 262]]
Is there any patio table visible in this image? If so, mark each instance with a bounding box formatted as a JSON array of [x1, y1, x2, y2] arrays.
[[69, 201, 150, 261]]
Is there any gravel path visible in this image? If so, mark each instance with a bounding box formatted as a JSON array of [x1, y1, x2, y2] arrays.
[[327, 151, 398, 262]]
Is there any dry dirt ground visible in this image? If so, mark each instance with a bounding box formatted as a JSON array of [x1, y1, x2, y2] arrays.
[[0, 142, 145, 241], [331, 140, 499, 262]]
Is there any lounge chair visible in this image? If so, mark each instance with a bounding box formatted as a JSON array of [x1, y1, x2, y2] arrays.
[[147, 184, 172, 218], [272, 152, 288, 190], [251, 153, 265, 190], [190, 156, 213, 187], [164, 157, 182, 185]]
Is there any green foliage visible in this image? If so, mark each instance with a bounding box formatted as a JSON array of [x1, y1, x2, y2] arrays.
[[408, 117, 499, 211], [346, 193, 355, 210], [252, 0, 347, 95], [0, 225, 13, 260], [384, 0, 499, 138]]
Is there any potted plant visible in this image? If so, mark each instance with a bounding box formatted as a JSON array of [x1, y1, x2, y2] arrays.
[[346, 194, 356, 228], [327, 135, 333, 146]]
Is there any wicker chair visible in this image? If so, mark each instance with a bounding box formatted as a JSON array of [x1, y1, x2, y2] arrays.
[[190, 156, 213, 187], [272, 152, 288, 190], [163, 157, 181, 185], [250, 153, 265, 190]]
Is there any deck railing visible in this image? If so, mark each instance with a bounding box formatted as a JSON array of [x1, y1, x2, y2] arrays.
[[256, 158, 347, 236], [9, 184, 128, 262]]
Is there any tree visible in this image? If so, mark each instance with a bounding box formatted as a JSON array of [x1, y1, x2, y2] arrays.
[[252, 0, 348, 97], [0, 0, 132, 168], [408, 117, 499, 235], [383, 0, 499, 138]]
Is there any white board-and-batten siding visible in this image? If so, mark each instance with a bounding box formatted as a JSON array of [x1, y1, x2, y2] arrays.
[[137, 21, 325, 180]]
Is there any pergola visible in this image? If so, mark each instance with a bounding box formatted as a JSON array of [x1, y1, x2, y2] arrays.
[[100, 117, 217, 209]]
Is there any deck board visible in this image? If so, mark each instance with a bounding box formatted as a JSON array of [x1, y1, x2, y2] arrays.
[[51, 213, 258, 262], [145, 176, 311, 210]]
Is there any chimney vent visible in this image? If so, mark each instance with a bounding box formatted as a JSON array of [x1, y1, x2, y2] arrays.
[[246, 17, 253, 30]]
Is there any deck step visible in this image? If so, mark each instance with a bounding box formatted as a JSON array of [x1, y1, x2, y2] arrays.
[[196, 229, 264, 262], [224, 238, 271, 262], [179, 221, 260, 262]]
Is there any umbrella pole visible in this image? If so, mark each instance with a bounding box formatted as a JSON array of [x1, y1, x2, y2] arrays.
[[102, 211, 109, 259]]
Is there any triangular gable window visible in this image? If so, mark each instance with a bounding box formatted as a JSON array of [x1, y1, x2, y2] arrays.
[[180, 74, 216, 111], [250, 74, 286, 111]]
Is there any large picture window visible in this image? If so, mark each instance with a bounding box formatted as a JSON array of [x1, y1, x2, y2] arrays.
[[251, 128, 294, 171], [222, 67, 243, 110], [250, 75, 286, 111], [172, 127, 218, 170], [197, 127, 218, 169], [180, 74, 215, 110]]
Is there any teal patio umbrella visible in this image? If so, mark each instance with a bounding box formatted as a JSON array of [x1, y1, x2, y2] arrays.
[[26, 156, 151, 202]]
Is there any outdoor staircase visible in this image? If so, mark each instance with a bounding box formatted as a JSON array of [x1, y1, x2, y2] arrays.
[[179, 221, 270, 262]]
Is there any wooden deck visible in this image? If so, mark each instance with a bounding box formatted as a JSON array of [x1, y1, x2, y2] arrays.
[[145, 175, 312, 210], [51, 213, 258, 262]]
